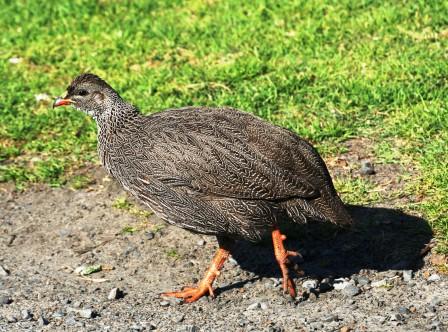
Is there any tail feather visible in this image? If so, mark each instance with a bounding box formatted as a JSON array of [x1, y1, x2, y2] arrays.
[[283, 189, 352, 226]]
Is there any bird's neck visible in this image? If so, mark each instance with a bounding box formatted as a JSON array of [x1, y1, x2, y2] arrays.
[[95, 99, 142, 134]]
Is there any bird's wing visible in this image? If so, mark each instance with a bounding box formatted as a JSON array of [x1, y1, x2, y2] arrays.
[[132, 111, 320, 201]]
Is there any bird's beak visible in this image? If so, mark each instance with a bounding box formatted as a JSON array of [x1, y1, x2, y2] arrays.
[[53, 97, 73, 108]]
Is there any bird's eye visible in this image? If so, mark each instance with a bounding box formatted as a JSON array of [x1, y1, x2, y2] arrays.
[[78, 89, 89, 96]]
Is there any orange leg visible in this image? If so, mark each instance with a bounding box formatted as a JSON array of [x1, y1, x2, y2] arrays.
[[161, 243, 230, 303], [272, 228, 299, 298]]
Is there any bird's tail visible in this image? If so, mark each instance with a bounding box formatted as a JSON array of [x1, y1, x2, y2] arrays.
[[283, 188, 353, 226]]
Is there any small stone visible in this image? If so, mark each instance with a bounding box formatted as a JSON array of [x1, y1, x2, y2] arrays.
[[108, 287, 122, 300], [145, 231, 155, 240], [323, 314, 338, 322], [0, 265, 9, 276], [319, 281, 332, 293], [427, 274, 440, 282], [342, 284, 360, 297], [260, 302, 268, 310], [197, 239, 206, 246], [78, 308, 93, 319], [159, 300, 170, 307], [0, 295, 12, 305], [371, 279, 388, 287], [397, 307, 410, 315], [333, 278, 350, 290], [52, 311, 65, 318], [38, 316, 49, 326], [390, 313, 405, 321], [35, 93, 51, 102], [429, 296, 441, 307], [21, 309, 32, 320], [270, 278, 281, 287], [360, 160, 375, 175], [428, 320, 441, 329], [131, 324, 143, 331], [302, 279, 318, 290], [6, 314, 17, 323], [247, 302, 260, 310], [178, 325, 200, 332], [354, 276, 370, 286], [174, 313, 185, 323], [65, 316, 77, 326], [340, 327, 351, 332], [402, 270, 413, 282], [308, 292, 318, 301], [9, 57, 22, 64], [228, 257, 238, 266]]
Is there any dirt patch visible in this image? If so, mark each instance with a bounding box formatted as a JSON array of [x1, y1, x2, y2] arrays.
[[0, 141, 446, 331]]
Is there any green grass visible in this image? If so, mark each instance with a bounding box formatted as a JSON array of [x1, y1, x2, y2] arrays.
[[0, 1, 447, 252]]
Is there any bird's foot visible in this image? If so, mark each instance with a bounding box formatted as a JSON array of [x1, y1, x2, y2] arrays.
[[161, 245, 230, 304], [161, 282, 214, 303], [272, 229, 300, 298]]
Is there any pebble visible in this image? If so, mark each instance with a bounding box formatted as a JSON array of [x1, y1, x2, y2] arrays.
[[6, 314, 17, 323], [108, 287, 122, 300], [323, 314, 338, 322], [145, 231, 155, 240], [174, 313, 185, 323], [0, 295, 12, 305], [402, 270, 413, 282], [9, 57, 22, 64], [371, 279, 388, 287], [35, 93, 51, 102], [390, 313, 405, 321], [196, 239, 206, 246], [159, 300, 170, 307], [260, 302, 268, 310], [68, 307, 94, 319], [427, 274, 440, 282], [52, 310, 65, 318], [354, 276, 370, 286], [308, 292, 318, 301], [247, 302, 260, 310], [228, 257, 238, 266], [21, 309, 32, 320], [177, 325, 200, 332], [302, 279, 318, 290], [342, 284, 360, 297], [397, 306, 410, 315], [38, 315, 49, 326], [360, 160, 375, 175], [333, 278, 351, 290], [65, 316, 77, 326], [318, 281, 332, 293], [429, 296, 441, 307], [0, 265, 9, 276]]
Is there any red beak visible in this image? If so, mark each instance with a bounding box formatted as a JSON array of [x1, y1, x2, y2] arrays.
[[53, 97, 73, 108]]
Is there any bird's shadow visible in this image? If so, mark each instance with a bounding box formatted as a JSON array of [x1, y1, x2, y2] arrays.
[[227, 205, 433, 284]]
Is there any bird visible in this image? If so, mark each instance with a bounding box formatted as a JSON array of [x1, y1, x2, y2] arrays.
[[53, 73, 352, 303]]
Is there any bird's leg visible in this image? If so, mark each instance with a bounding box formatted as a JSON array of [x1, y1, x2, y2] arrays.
[[272, 228, 299, 298], [161, 238, 231, 303]]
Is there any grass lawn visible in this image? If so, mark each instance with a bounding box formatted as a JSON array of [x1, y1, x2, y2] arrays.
[[1, 1, 447, 252]]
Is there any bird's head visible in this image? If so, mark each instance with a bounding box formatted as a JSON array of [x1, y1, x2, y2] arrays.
[[53, 73, 120, 119]]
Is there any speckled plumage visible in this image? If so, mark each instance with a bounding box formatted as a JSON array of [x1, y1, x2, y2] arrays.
[[61, 73, 352, 242]]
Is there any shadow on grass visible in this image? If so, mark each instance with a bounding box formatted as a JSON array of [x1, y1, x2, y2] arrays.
[[227, 205, 433, 283]]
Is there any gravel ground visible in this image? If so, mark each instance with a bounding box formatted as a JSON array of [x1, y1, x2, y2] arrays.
[[0, 147, 446, 331]]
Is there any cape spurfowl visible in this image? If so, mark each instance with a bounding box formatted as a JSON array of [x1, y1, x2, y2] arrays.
[[54, 73, 352, 303]]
